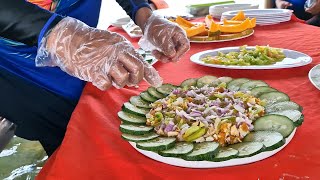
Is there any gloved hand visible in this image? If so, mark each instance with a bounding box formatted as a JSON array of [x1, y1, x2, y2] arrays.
[[36, 17, 162, 90], [306, 0, 320, 15], [139, 14, 190, 63]]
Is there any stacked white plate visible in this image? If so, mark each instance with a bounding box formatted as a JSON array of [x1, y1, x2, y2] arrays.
[[209, 3, 259, 19], [221, 9, 293, 26]]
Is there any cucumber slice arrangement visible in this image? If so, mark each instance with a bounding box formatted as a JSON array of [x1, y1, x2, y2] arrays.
[[147, 87, 166, 99], [130, 96, 150, 109], [120, 124, 154, 135], [118, 111, 146, 125], [156, 84, 177, 95], [259, 92, 290, 106], [227, 78, 250, 91], [140, 91, 158, 103], [250, 86, 278, 97], [180, 78, 198, 89], [159, 142, 194, 157], [270, 110, 304, 126], [212, 147, 239, 162], [243, 131, 285, 151], [183, 142, 219, 161], [118, 76, 303, 163], [136, 137, 176, 151], [254, 115, 295, 138], [196, 75, 217, 88], [229, 142, 265, 158], [265, 101, 302, 113], [217, 76, 233, 84], [122, 133, 159, 142], [239, 80, 268, 92], [122, 102, 149, 117]]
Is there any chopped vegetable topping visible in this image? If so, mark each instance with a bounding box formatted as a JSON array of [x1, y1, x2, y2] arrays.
[[201, 45, 286, 66], [146, 84, 265, 146]]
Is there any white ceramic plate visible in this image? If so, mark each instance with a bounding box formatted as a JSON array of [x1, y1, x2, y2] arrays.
[[122, 21, 143, 38], [110, 17, 131, 28], [222, 14, 291, 19], [209, 3, 259, 19], [222, 9, 292, 17], [190, 46, 312, 69], [128, 129, 296, 168], [189, 30, 254, 43], [308, 64, 320, 90]]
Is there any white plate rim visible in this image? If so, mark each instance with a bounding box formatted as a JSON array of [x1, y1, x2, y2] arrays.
[[110, 17, 131, 28], [128, 128, 296, 168], [189, 30, 254, 43], [308, 64, 320, 90], [121, 22, 143, 38], [222, 9, 293, 17], [190, 46, 312, 69]]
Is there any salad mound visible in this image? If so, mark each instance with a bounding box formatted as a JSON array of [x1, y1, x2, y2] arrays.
[[146, 83, 265, 146], [201, 45, 286, 66]]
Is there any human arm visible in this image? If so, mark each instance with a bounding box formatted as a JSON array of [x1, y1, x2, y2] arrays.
[[275, 0, 293, 9], [0, 0, 161, 90]]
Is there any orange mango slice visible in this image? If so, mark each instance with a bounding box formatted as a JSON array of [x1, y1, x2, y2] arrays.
[[219, 18, 251, 33], [231, 11, 245, 21], [186, 24, 206, 37], [176, 16, 194, 28]]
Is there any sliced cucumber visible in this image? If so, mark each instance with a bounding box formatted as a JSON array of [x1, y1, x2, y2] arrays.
[[140, 91, 157, 103], [244, 131, 285, 151], [159, 142, 194, 157], [156, 84, 177, 95], [121, 132, 159, 142], [196, 75, 217, 88], [120, 124, 153, 135], [250, 86, 278, 97], [265, 101, 302, 113], [217, 76, 233, 84], [254, 115, 295, 138], [118, 111, 146, 125], [122, 102, 149, 117], [129, 96, 150, 109], [239, 80, 268, 92], [270, 110, 304, 127], [211, 77, 233, 87], [136, 137, 176, 151], [183, 142, 219, 161], [227, 78, 250, 91], [229, 142, 264, 158], [259, 92, 290, 106], [147, 87, 166, 99], [180, 78, 197, 89], [212, 147, 238, 162]]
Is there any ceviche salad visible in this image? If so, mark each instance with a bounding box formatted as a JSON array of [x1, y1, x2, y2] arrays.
[[119, 76, 303, 161], [201, 45, 286, 66]]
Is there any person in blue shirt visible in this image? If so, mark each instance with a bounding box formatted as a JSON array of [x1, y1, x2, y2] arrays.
[[0, 0, 190, 155], [275, 0, 320, 26]]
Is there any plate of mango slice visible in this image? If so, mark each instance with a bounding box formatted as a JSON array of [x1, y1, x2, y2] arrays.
[[173, 11, 256, 43]]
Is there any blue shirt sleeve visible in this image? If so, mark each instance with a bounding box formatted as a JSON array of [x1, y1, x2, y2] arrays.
[[116, 0, 151, 22]]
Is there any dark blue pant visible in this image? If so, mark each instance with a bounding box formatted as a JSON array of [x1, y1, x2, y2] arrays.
[[0, 68, 77, 155]]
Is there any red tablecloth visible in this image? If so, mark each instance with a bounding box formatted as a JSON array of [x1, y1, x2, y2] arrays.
[[38, 21, 320, 180]]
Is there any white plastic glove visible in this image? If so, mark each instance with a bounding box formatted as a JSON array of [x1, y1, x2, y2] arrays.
[[306, 0, 320, 15], [139, 14, 190, 63], [36, 17, 162, 90]]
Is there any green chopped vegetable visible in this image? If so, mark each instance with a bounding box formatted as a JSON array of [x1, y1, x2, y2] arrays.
[[202, 45, 286, 66]]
